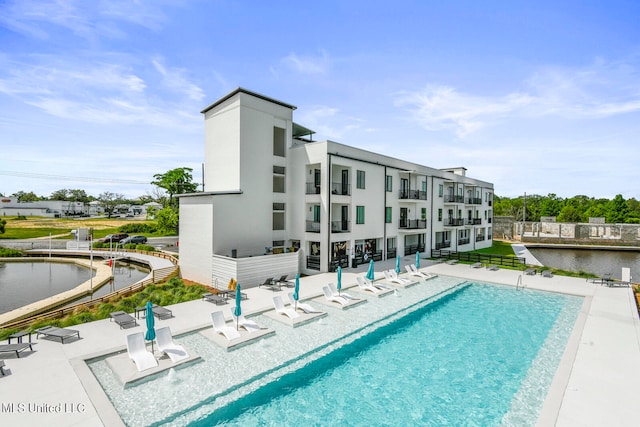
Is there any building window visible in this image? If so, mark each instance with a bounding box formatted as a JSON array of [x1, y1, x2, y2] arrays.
[[438, 184, 443, 197], [273, 127, 286, 157], [385, 207, 392, 223], [356, 206, 365, 224], [273, 175, 285, 193], [421, 208, 427, 220], [357, 170, 366, 189], [421, 181, 427, 192], [438, 209, 442, 221], [385, 175, 392, 192], [272, 212, 285, 230]]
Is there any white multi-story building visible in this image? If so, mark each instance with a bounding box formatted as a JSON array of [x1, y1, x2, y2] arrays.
[[178, 88, 494, 287]]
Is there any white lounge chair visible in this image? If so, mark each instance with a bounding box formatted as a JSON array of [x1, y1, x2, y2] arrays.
[[389, 270, 412, 284], [356, 276, 382, 294], [322, 286, 349, 306], [286, 293, 322, 314], [273, 295, 300, 319], [210, 311, 241, 341], [363, 276, 391, 290], [155, 326, 189, 363], [126, 332, 158, 372], [328, 283, 359, 300], [384, 270, 410, 285], [230, 307, 266, 332]]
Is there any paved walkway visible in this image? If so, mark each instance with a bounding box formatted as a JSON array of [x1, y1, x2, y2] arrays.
[[0, 259, 638, 426]]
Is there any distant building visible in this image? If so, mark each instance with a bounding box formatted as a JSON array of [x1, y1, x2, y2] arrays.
[[178, 88, 494, 287], [0, 197, 85, 217]]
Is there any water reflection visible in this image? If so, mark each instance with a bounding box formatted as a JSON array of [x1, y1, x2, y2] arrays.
[[0, 261, 149, 314], [527, 247, 640, 279]]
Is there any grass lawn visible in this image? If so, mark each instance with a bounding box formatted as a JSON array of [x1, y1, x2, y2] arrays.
[[468, 239, 517, 256], [0, 216, 158, 239]]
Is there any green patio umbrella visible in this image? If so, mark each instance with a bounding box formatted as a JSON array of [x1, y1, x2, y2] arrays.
[[396, 256, 401, 274], [366, 259, 375, 281], [234, 284, 242, 330], [144, 301, 155, 352], [337, 266, 342, 295], [293, 274, 300, 311], [416, 251, 421, 269]]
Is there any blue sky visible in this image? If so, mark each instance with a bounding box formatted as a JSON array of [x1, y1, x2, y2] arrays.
[[1, 0, 639, 200]]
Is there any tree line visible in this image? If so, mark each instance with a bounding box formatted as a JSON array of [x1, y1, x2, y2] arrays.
[[0, 167, 198, 234], [494, 193, 640, 224]]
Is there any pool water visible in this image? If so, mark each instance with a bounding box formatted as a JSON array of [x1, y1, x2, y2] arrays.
[[88, 278, 582, 426]]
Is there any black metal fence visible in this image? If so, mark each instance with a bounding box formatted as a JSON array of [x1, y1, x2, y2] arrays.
[[430, 249, 525, 268]]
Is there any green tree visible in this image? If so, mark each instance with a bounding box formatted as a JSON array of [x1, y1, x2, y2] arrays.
[[151, 167, 198, 208], [0, 218, 6, 234], [606, 194, 628, 224], [97, 192, 125, 218], [12, 191, 42, 202], [156, 207, 179, 234]]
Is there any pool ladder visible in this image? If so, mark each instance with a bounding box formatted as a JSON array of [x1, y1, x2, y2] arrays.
[[516, 275, 523, 290]]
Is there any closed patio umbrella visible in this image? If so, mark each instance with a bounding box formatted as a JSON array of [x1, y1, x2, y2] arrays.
[[144, 301, 155, 352], [396, 256, 401, 274], [337, 266, 342, 295], [293, 274, 300, 310], [366, 259, 375, 281], [234, 284, 242, 330], [416, 251, 421, 269]]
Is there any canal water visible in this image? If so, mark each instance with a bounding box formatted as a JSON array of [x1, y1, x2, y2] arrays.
[[526, 247, 640, 280], [0, 261, 149, 314]]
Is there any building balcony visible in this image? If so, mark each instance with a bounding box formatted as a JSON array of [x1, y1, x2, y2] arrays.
[[331, 220, 350, 233], [445, 218, 464, 226], [476, 235, 485, 242], [466, 197, 482, 205], [398, 219, 427, 229], [444, 195, 465, 203], [331, 182, 351, 196], [458, 238, 470, 245], [398, 190, 427, 200], [466, 218, 482, 225], [305, 182, 321, 194], [305, 221, 321, 233]]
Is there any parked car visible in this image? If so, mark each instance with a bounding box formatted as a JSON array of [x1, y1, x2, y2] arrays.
[[97, 233, 129, 243], [120, 235, 147, 245]]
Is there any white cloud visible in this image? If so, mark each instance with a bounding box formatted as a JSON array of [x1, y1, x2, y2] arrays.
[[152, 58, 204, 101], [282, 50, 331, 74], [296, 105, 366, 141], [396, 57, 640, 137]]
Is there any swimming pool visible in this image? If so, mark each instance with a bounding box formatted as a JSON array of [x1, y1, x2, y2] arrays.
[[88, 277, 582, 426]]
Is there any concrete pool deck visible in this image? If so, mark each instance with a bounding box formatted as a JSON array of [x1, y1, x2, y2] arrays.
[[0, 260, 639, 426]]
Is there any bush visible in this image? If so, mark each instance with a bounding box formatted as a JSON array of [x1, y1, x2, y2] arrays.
[[118, 223, 157, 234], [0, 247, 23, 257], [136, 244, 158, 252]]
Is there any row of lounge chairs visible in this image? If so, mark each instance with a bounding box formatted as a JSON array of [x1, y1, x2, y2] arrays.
[[109, 304, 174, 329], [258, 275, 293, 292]]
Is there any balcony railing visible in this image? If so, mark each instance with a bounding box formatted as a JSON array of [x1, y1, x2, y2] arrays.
[[398, 190, 427, 200], [306, 256, 320, 270], [444, 195, 465, 203], [331, 220, 350, 233], [445, 218, 464, 226], [466, 218, 482, 225], [435, 241, 451, 250], [476, 235, 485, 242], [458, 238, 470, 245], [404, 244, 425, 256], [386, 248, 396, 259], [331, 182, 351, 196], [466, 197, 482, 205], [398, 219, 427, 229], [306, 182, 321, 194], [305, 221, 321, 233]]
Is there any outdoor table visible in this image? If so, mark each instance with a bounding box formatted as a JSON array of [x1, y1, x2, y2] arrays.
[[134, 306, 148, 319], [8, 331, 32, 344]]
